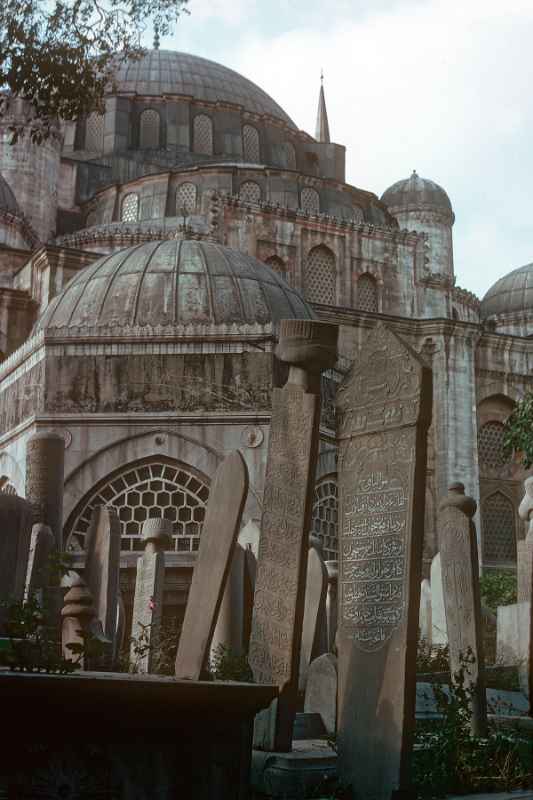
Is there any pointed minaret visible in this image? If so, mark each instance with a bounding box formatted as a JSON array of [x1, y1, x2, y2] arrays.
[[315, 71, 330, 144]]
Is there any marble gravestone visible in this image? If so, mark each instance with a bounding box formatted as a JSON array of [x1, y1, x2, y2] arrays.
[[24, 523, 55, 604], [419, 578, 432, 644], [131, 518, 172, 673], [430, 552, 447, 645], [248, 318, 338, 753], [336, 323, 431, 799], [438, 483, 487, 736], [518, 477, 533, 604], [325, 560, 338, 653], [175, 451, 249, 680], [304, 652, 338, 735], [61, 573, 110, 669], [299, 543, 329, 693], [84, 506, 121, 650], [0, 494, 34, 632]]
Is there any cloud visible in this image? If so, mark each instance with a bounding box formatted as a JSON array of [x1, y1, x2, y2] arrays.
[[168, 0, 533, 297]]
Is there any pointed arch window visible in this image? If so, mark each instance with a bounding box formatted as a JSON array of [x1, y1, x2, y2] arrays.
[[239, 181, 261, 204], [139, 109, 161, 149], [193, 114, 213, 155], [305, 245, 335, 305], [356, 273, 378, 312], [301, 187, 320, 214], [481, 491, 516, 564], [478, 421, 508, 472], [176, 183, 197, 215], [243, 124, 260, 162], [85, 112, 104, 152], [265, 255, 287, 281], [121, 193, 139, 223]]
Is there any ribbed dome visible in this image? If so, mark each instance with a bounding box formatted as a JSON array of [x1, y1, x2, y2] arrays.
[[0, 173, 21, 216], [381, 171, 453, 215], [110, 50, 296, 128], [480, 262, 533, 319], [35, 240, 313, 332]]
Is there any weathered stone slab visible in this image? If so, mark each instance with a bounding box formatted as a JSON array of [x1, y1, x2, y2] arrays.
[[25, 432, 65, 551], [248, 319, 337, 752], [131, 519, 171, 674], [299, 544, 328, 692], [325, 560, 338, 653], [84, 506, 121, 647], [304, 652, 338, 735], [24, 523, 55, 604], [431, 552, 447, 645], [419, 578, 432, 643], [175, 451, 249, 680], [0, 494, 33, 632], [211, 543, 246, 658], [438, 483, 487, 735], [336, 323, 431, 798], [497, 602, 531, 702]]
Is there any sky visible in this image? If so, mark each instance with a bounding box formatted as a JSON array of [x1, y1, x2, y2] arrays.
[[156, 0, 533, 299]]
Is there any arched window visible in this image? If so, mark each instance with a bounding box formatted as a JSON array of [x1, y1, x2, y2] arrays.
[[85, 112, 104, 152], [305, 245, 336, 305], [139, 109, 161, 149], [242, 124, 260, 162], [452, 307, 460, 320], [239, 181, 261, 204], [193, 114, 213, 155], [0, 476, 17, 496], [121, 193, 139, 223], [301, 187, 320, 214], [311, 477, 338, 560], [478, 421, 508, 471], [356, 273, 378, 312], [66, 458, 210, 553], [284, 142, 296, 170], [265, 255, 287, 282], [176, 183, 197, 215], [481, 491, 516, 564]]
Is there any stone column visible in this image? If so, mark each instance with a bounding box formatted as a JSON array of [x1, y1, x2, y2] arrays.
[[336, 323, 432, 799], [25, 432, 65, 551], [439, 483, 487, 736], [325, 560, 338, 653], [248, 318, 338, 752], [131, 518, 171, 674]]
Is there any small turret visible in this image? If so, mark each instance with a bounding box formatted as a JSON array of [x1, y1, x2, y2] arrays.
[[315, 72, 330, 144]]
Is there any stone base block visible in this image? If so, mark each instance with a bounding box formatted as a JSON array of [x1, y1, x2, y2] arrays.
[[251, 741, 337, 799]]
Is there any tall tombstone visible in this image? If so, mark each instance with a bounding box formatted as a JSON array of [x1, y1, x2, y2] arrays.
[[325, 560, 338, 653], [518, 476, 533, 603], [430, 552, 447, 645], [211, 543, 246, 658], [336, 323, 431, 798], [419, 578, 432, 644], [25, 432, 65, 551], [438, 483, 487, 736], [84, 506, 121, 649], [130, 518, 171, 673], [61, 573, 110, 669], [248, 318, 338, 753], [0, 495, 33, 631], [299, 541, 329, 692], [175, 451, 249, 680], [24, 523, 55, 604]]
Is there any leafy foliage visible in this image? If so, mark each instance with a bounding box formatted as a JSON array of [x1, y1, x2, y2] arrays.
[[416, 637, 449, 674], [208, 643, 254, 683], [122, 617, 179, 675], [0, 0, 189, 142], [503, 392, 533, 468], [480, 570, 517, 612]]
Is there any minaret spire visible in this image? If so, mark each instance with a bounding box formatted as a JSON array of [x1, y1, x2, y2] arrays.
[[315, 70, 330, 144]]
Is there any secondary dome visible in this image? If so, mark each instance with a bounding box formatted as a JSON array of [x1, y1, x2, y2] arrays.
[[480, 262, 533, 319], [0, 173, 21, 217], [35, 239, 313, 332], [381, 171, 453, 215], [110, 50, 296, 129]]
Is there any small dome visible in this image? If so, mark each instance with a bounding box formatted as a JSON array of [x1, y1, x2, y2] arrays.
[[35, 240, 313, 333], [480, 262, 533, 319], [0, 173, 21, 217], [110, 50, 296, 129], [381, 171, 453, 216]]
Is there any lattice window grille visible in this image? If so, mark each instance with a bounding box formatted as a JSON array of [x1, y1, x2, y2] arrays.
[[478, 421, 508, 470], [284, 142, 296, 170], [265, 255, 287, 279], [301, 187, 320, 214], [311, 479, 338, 560], [85, 112, 104, 152], [193, 114, 213, 155], [357, 273, 378, 312], [176, 183, 197, 215], [243, 124, 260, 162], [482, 491, 516, 564], [239, 181, 261, 204], [139, 109, 161, 149], [305, 246, 336, 304], [121, 193, 139, 223], [68, 460, 210, 553]]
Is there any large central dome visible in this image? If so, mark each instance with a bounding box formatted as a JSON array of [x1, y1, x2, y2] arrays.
[[36, 240, 313, 332], [110, 50, 296, 128]]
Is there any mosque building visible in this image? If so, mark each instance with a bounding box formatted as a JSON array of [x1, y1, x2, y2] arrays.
[[0, 48, 528, 624]]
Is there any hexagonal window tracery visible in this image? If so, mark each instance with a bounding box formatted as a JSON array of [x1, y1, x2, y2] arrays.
[[121, 193, 139, 223], [481, 491, 516, 564], [305, 245, 335, 305], [311, 478, 338, 560], [85, 112, 104, 152], [478, 421, 508, 471], [176, 183, 197, 214], [67, 459, 210, 553], [239, 181, 261, 204], [193, 114, 213, 155], [301, 187, 320, 214], [242, 124, 260, 162], [356, 273, 378, 312]]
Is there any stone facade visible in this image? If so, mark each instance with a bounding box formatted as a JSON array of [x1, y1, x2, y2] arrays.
[[0, 48, 530, 628]]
